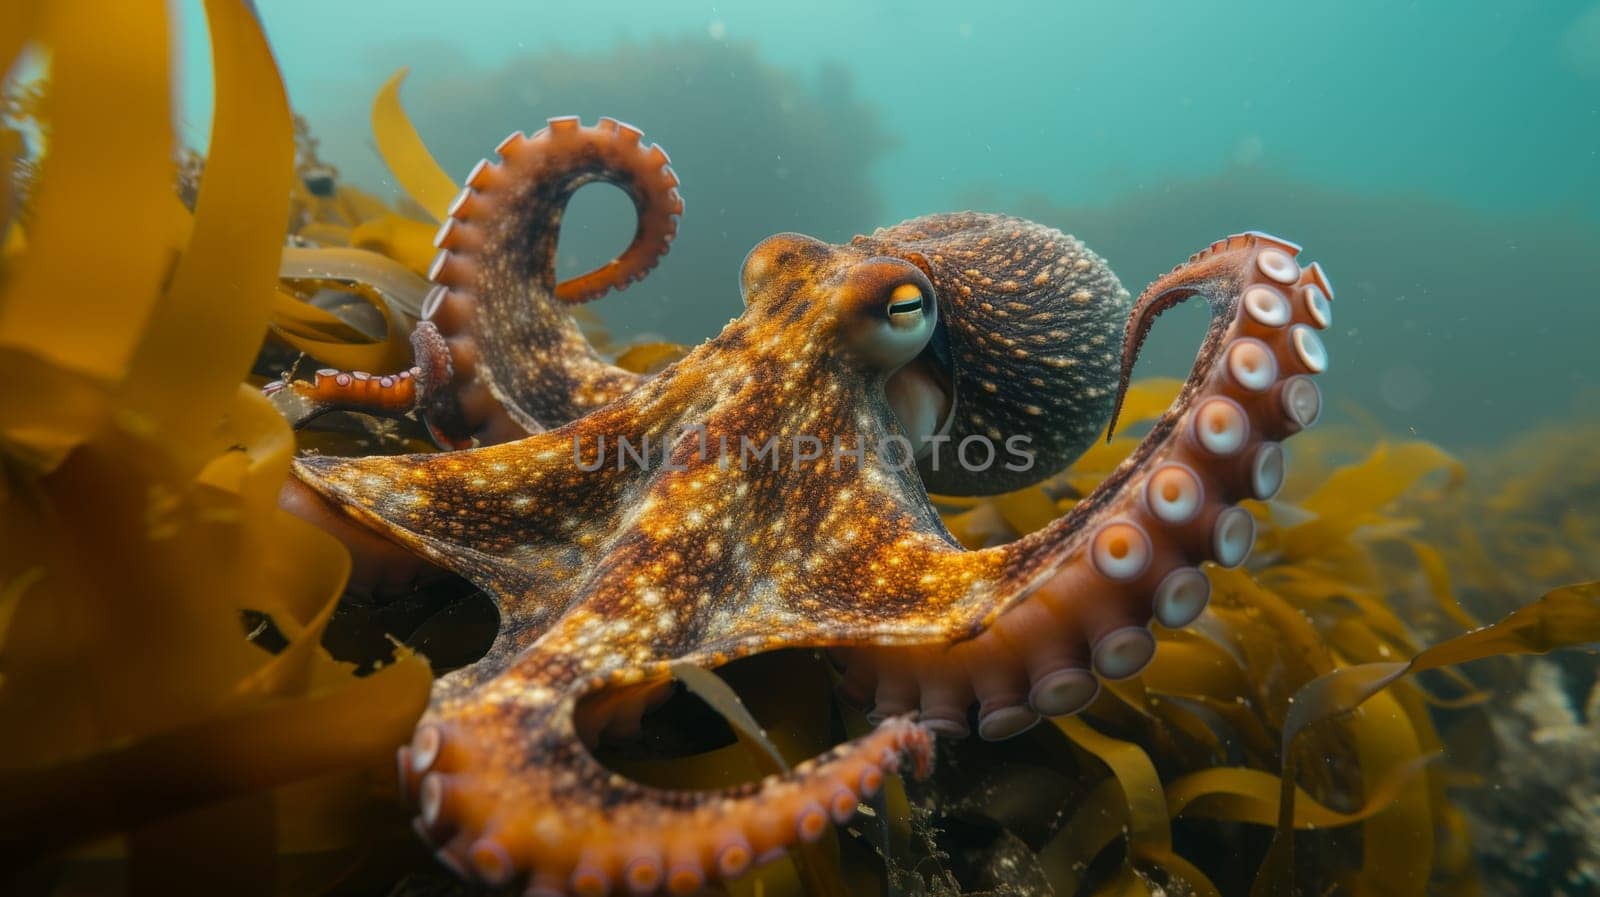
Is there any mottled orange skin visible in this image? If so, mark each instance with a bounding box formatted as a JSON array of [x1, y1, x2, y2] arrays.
[[280, 116, 1336, 893]]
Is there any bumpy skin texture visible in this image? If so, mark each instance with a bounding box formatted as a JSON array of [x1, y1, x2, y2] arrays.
[[280, 116, 1335, 894], [851, 216, 1129, 495]]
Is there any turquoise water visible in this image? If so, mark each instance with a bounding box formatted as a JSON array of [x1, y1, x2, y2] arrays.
[[178, 0, 1600, 446]]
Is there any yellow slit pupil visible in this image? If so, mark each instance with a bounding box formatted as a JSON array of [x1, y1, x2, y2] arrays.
[[887, 283, 925, 321]]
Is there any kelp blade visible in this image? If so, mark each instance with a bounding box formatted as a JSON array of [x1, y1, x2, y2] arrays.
[[371, 68, 457, 221], [0, 0, 433, 879], [1256, 580, 1600, 895]]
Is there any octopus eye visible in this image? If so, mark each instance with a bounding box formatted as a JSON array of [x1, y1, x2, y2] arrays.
[[846, 263, 936, 369], [886, 283, 928, 328]]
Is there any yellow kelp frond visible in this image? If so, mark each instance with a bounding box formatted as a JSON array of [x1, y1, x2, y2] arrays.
[[0, 0, 430, 882], [933, 378, 1183, 529], [1255, 580, 1600, 895], [1424, 419, 1600, 607], [371, 67, 458, 221], [1056, 717, 1225, 897], [1067, 377, 1183, 490], [270, 245, 431, 373], [0, 0, 185, 469], [118, 0, 295, 474], [1167, 755, 1436, 830], [348, 212, 438, 275], [615, 340, 691, 374], [1278, 440, 1464, 560], [671, 661, 791, 772]]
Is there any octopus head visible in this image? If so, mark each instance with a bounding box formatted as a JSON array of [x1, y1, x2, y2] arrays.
[[739, 232, 949, 460], [740, 231, 941, 368], [739, 214, 1131, 496], [854, 213, 1132, 496]]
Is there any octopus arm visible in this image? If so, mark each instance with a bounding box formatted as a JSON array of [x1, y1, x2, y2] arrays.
[[397, 678, 931, 896], [424, 116, 685, 435], [267, 116, 686, 449], [373, 373, 962, 893], [382, 475, 951, 895], [831, 232, 1336, 740], [292, 409, 644, 646]]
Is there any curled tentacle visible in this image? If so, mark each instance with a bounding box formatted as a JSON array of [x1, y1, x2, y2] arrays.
[[426, 116, 684, 440], [266, 116, 683, 448], [836, 232, 1333, 738], [397, 653, 932, 895]]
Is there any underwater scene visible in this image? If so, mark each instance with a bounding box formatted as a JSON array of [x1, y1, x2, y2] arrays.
[[3, 1, 1599, 895]]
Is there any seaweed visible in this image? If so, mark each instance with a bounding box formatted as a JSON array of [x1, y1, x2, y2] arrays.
[[0, 2, 429, 892]]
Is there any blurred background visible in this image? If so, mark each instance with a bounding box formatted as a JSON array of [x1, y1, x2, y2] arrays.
[[177, 0, 1600, 449]]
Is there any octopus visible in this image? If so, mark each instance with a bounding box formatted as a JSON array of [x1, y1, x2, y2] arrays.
[[271, 115, 1335, 895]]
